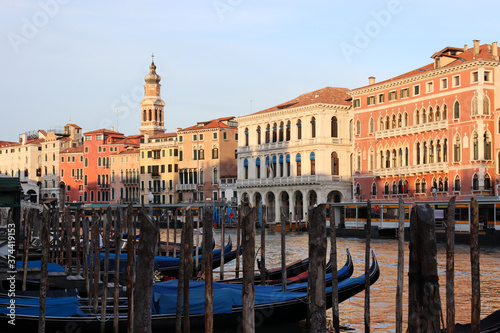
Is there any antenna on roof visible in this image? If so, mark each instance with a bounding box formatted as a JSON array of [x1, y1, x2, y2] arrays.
[[151, 52, 155, 63], [116, 109, 119, 132], [250, 100, 253, 113]]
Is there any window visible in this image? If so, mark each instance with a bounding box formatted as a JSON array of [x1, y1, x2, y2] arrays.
[[484, 132, 492, 160], [310, 152, 315, 175], [311, 117, 316, 138], [296, 154, 301, 176], [296, 120, 302, 140], [353, 99, 361, 108], [223, 132, 227, 140], [212, 147, 219, 159], [179, 150, 183, 161], [484, 71, 492, 82], [286, 121, 291, 141], [193, 134, 197, 141], [441, 78, 448, 89], [371, 183, 377, 196], [413, 85, 420, 96], [400, 88, 409, 99], [453, 134, 461, 162], [454, 175, 461, 192], [356, 120, 361, 135], [84, 158, 88, 167], [484, 173, 491, 190], [243, 159, 248, 179], [331, 152, 339, 175], [369, 118, 374, 134], [378, 93, 385, 103], [472, 96, 478, 116], [472, 71, 479, 82], [472, 174, 479, 191], [213, 132, 218, 140], [367, 96, 375, 106], [179, 135, 183, 142], [256, 126, 261, 145], [198, 148, 205, 160], [212, 167, 218, 184], [452, 75, 460, 87], [453, 101, 460, 119], [256, 158, 261, 179], [426, 81, 434, 93], [484, 95, 490, 115], [388, 91, 397, 101], [331, 117, 338, 137], [472, 132, 479, 160]]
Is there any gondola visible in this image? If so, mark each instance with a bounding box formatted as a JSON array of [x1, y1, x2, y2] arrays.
[[0, 250, 380, 332]]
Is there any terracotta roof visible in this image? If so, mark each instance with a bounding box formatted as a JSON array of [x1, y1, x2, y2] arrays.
[[126, 134, 144, 139], [179, 117, 236, 132], [84, 128, 124, 136], [67, 124, 82, 129], [0, 141, 17, 147], [61, 146, 84, 154], [113, 138, 140, 147], [356, 43, 500, 89], [116, 148, 140, 155], [149, 132, 177, 139], [248, 87, 351, 117]]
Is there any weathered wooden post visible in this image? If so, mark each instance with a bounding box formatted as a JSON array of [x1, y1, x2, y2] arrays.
[[65, 207, 72, 273], [260, 202, 266, 286], [134, 207, 159, 333], [75, 208, 82, 276], [92, 211, 101, 314], [83, 215, 90, 298], [308, 204, 327, 333], [113, 208, 122, 333], [175, 211, 186, 333], [88, 213, 95, 310], [396, 198, 405, 333], [446, 197, 456, 333], [22, 208, 31, 291], [183, 208, 194, 333], [235, 205, 242, 278], [38, 208, 49, 333], [220, 206, 226, 281], [173, 208, 178, 257], [166, 209, 170, 256], [280, 210, 287, 292], [126, 204, 135, 333], [364, 200, 372, 333], [470, 198, 480, 333], [329, 205, 339, 333], [408, 204, 441, 332], [203, 207, 214, 333], [242, 206, 256, 333], [101, 207, 112, 333]]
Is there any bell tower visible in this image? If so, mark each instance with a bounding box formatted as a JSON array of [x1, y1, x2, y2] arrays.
[[139, 54, 166, 136]]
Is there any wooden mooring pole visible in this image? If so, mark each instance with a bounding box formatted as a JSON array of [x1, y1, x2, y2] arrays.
[[126, 204, 135, 333], [446, 196, 456, 333], [101, 207, 111, 333], [396, 198, 404, 333], [329, 205, 339, 333], [204, 207, 214, 333], [260, 202, 266, 286], [235, 205, 241, 279], [38, 208, 49, 333], [134, 207, 158, 333], [470, 198, 480, 333], [22, 208, 31, 291], [308, 204, 327, 333], [75, 208, 82, 276], [113, 208, 122, 333], [175, 214, 186, 333], [364, 200, 372, 333], [183, 208, 194, 333], [242, 206, 255, 333], [220, 206, 226, 281], [280, 210, 287, 292]]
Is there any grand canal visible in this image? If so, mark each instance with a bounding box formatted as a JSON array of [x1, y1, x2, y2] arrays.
[[180, 228, 500, 332]]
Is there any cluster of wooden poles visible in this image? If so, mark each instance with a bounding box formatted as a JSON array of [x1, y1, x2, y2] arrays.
[[16, 195, 482, 333]]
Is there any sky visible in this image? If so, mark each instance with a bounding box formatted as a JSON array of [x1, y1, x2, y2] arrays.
[[1, 0, 500, 141]]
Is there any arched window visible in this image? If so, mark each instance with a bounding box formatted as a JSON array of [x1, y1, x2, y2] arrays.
[[423, 141, 427, 164], [357, 149, 361, 171], [484, 173, 491, 190], [256, 126, 261, 145], [384, 182, 389, 195], [372, 183, 377, 196], [472, 173, 479, 191], [472, 96, 478, 115], [331, 152, 339, 175], [212, 147, 219, 159], [422, 108, 427, 124], [266, 124, 270, 143], [428, 107, 434, 122], [311, 117, 316, 138], [369, 148, 374, 171], [355, 183, 361, 196], [310, 152, 316, 175], [272, 122, 277, 142], [398, 148, 403, 167], [484, 95, 490, 115], [386, 116, 390, 129], [379, 117, 384, 131], [454, 175, 461, 191], [385, 149, 390, 168], [436, 106, 441, 121], [98, 157, 102, 167], [392, 115, 396, 128], [349, 120, 353, 141], [279, 122, 284, 141], [286, 154, 291, 177], [331, 117, 338, 137], [443, 104, 448, 120], [472, 132, 479, 160], [143, 110, 147, 121], [244, 128, 249, 146], [256, 157, 261, 179], [453, 101, 460, 119], [404, 112, 408, 126], [369, 117, 374, 134], [416, 142, 421, 165], [392, 181, 397, 195], [296, 153, 302, 176], [297, 120, 302, 140], [436, 139, 441, 162], [405, 147, 409, 166], [421, 178, 427, 194], [415, 110, 420, 125], [279, 155, 284, 177], [97, 174, 100, 185], [443, 138, 448, 162], [392, 149, 396, 168], [356, 119, 361, 135], [380, 150, 384, 169], [429, 140, 434, 163], [453, 134, 460, 162], [286, 121, 291, 141], [484, 132, 492, 160], [243, 158, 248, 179], [398, 114, 402, 128]]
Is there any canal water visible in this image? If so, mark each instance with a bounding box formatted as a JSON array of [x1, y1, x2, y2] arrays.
[[165, 228, 500, 332]]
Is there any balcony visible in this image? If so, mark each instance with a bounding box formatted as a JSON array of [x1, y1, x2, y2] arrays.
[[237, 175, 321, 188], [176, 183, 198, 191], [121, 178, 140, 186], [374, 162, 448, 177], [375, 120, 447, 139], [151, 172, 161, 178]]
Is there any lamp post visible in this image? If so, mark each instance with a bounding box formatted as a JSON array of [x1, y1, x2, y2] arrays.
[[148, 192, 154, 216]]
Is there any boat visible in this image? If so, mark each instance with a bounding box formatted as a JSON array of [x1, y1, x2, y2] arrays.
[[0, 250, 380, 332], [453, 309, 500, 333]]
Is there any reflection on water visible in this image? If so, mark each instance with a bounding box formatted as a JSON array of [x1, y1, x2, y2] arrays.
[[162, 228, 500, 332]]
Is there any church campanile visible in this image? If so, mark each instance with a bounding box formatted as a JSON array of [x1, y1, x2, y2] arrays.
[[139, 56, 166, 136]]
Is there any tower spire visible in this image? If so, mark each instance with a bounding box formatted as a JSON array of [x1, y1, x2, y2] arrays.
[[139, 57, 165, 136]]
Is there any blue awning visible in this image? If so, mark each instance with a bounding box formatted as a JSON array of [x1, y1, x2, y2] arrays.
[[310, 152, 315, 161], [296, 153, 301, 162], [272, 155, 277, 164], [243, 159, 248, 167], [279, 155, 284, 164], [286, 154, 290, 163], [256, 157, 261, 166]]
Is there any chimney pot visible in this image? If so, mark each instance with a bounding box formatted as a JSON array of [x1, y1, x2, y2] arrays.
[[464, 44, 468, 51], [493, 42, 498, 61], [369, 76, 376, 85], [473, 39, 480, 58]]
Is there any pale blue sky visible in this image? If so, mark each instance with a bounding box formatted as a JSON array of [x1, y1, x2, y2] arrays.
[[1, 0, 500, 141]]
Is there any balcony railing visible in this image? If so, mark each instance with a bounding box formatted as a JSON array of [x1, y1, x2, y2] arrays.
[[176, 184, 198, 191], [375, 162, 448, 177], [375, 120, 447, 139], [237, 175, 332, 187]]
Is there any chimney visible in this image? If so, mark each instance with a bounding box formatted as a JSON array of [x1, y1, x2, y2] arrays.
[[464, 44, 468, 51], [493, 42, 499, 61], [22, 133, 26, 145], [434, 57, 441, 69], [110, 126, 115, 132], [368, 76, 376, 85], [473, 39, 480, 58]]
